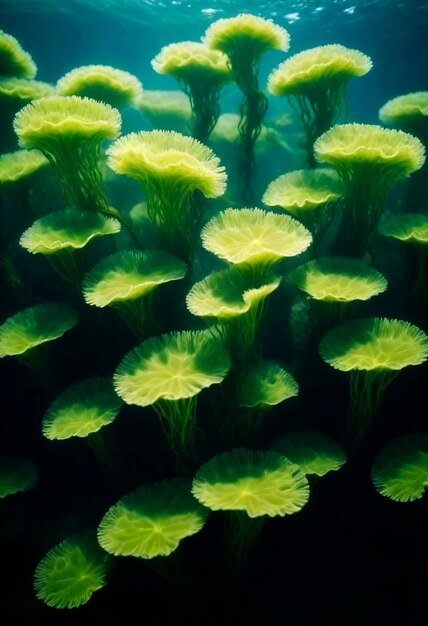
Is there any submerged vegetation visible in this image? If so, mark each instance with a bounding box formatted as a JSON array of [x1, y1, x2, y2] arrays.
[[0, 10, 427, 619]]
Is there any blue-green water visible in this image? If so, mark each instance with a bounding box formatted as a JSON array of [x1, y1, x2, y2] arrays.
[[1, 1, 427, 624]]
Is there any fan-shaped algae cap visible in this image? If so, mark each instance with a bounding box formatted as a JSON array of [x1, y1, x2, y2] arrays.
[[271, 431, 346, 476], [56, 64, 143, 109], [137, 89, 191, 126], [371, 432, 428, 502], [42, 377, 122, 440], [114, 330, 230, 407], [267, 44, 372, 96], [106, 130, 227, 198], [13, 95, 121, 149], [201, 207, 312, 266], [186, 267, 281, 320], [0, 149, 49, 184], [192, 448, 309, 518], [0, 30, 37, 79], [288, 257, 388, 302], [0, 303, 78, 358], [83, 250, 186, 308], [0, 78, 54, 101], [314, 124, 426, 175], [203, 13, 290, 58], [237, 360, 299, 408], [152, 41, 232, 83], [379, 92, 428, 126], [34, 532, 108, 609], [20, 211, 121, 255], [97, 478, 208, 558], [262, 169, 343, 212], [319, 318, 428, 372], [0, 457, 38, 498], [379, 213, 428, 245]]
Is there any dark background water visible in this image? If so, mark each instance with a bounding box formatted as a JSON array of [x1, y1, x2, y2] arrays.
[[1, 1, 427, 624]]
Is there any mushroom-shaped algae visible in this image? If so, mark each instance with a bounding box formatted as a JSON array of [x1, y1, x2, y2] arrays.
[[271, 431, 346, 477], [200, 207, 312, 274], [152, 42, 232, 143], [0, 30, 37, 79], [34, 531, 109, 609], [262, 168, 343, 252], [192, 448, 309, 566], [20, 210, 121, 290], [137, 89, 191, 132], [13, 95, 129, 230], [98, 478, 207, 559], [319, 318, 428, 450], [106, 129, 227, 262], [267, 45, 372, 166], [0, 149, 49, 185], [371, 432, 428, 502], [83, 249, 187, 338], [314, 123, 425, 257], [0, 302, 78, 384], [56, 64, 143, 109], [203, 13, 290, 201], [0, 457, 38, 498], [114, 330, 230, 460]]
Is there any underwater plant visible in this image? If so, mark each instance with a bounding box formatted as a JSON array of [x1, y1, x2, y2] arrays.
[[56, 64, 144, 109], [0, 302, 78, 384], [0, 148, 49, 186], [262, 168, 343, 254], [203, 13, 290, 201], [34, 531, 109, 609], [271, 431, 346, 477], [152, 41, 232, 143], [319, 317, 428, 450], [82, 249, 187, 338], [0, 30, 37, 79], [98, 478, 208, 559], [200, 207, 312, 275], [371, 432, 428, 502], [19, 210, 121, 291], [192, 448, 309, 566], [267, 45, 372, 167], [13, 95, 131, 230], [314, 123, 426, 257], [137, 89, 191, 132], [106, 129, 227, 263], [0, 457, 38, 498], [114, 330, 230, 461]]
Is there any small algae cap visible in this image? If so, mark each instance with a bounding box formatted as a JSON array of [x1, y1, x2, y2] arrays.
[[371, 433, 428, 502], [319, 318, 428, 372], [201, 207, 312, 266], [0, 457, 38, 498], [314, 123, 426, 175], [204, 14, 290, 58], [271, 431, 346, 477], [137, 89, 191, 128], [237, 360, 299, 408], [267, 44, 372, 96], [0, 30, 37, 79], [14, 95, 121, 150], [97, 478, 208, 558], [0, 78, 54, 102], [114, 330, 230, 407], [0, 149, 49, 185], [152, 41, 232, 83], [186, 267, 281, 320], [379, 92, 428, 127], [56, 64, 143, 108], [192, 448, 309, 518], [379, 213, 428, 245], [34, 532, 108, 609], [107, 129, 226, 198], [82, 249, 186, 307], [42, 377, 122, 440], [263, 169, 343, 212], [0, 303, 78, 358], [20, 210, 121, 255], [288, 257, 388, 302]]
